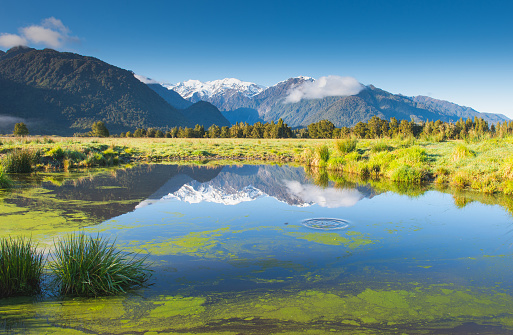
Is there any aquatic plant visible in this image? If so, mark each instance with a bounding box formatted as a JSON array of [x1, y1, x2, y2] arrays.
[[50, 233, 152, 297], [1, 149, 37, 173], [0, 236, 45, 298], [335, 138, 357, 154]]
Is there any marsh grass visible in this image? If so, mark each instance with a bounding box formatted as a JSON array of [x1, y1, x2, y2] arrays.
[[335, 138, 357, 154], [0, 166, 12, 188], [2, 149, 38, 173], [452, 144, 476, 161], [0, 236, 45, 298], [50, 233, 152, 297]]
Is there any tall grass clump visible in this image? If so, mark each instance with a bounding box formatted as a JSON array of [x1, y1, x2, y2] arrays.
[[0, 236, 45, 298], [50, 233, 151, 297], [452, 144, 476, 161], [2, 149, 37, 173], [371, 141, 391, 153], [0, 166, 13, 188], [335, 138, 357, 154], [316, 144, 330, 163]]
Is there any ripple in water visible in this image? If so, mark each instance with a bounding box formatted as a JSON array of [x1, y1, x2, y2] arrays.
[[301, 218, 350, 230]]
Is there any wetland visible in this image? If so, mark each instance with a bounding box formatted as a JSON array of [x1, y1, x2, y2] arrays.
[[1, 163, 513, 334]]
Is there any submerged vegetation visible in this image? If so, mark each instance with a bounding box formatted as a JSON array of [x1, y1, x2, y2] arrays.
[[0, 236, 44, 298], [50, 233, 151, 297]]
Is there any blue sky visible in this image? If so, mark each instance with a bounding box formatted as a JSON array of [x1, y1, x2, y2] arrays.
[[1, 0, 512, 117]]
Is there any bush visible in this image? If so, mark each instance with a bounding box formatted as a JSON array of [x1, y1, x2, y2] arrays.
[[50, 233, 151, 297], [2, 149, 37, 173], [335, 138, 357, 154], [0, 236, 45, 298]]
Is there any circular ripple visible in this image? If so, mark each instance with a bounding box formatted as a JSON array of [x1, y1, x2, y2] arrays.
[[301, 218, 350, 230]]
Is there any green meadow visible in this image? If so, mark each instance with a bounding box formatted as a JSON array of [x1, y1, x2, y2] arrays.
[[1, 135, 513, 195]]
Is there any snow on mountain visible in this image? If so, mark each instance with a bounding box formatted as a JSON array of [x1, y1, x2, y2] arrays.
[[166, 78, 266, 99], [163, 183, 265, 205]]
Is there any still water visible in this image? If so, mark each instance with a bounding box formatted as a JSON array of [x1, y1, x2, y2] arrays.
[[1, 164, 513, 334]]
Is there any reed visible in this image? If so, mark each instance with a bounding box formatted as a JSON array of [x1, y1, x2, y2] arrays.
[[1, 149, 37, 173], [50, 233, 151, 297], [0, 236, 45, 298]]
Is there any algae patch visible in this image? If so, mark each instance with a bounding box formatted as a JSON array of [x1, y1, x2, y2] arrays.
[[286, 231, 374, 249]]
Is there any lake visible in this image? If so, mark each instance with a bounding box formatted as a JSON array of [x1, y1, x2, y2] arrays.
[[1, 163, 513, 334]]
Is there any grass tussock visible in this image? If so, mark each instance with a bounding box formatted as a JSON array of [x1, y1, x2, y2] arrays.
[[452, 144, 476, 161], [335, 138, 357, 154], [0, 236, 45, 298], [1, 149, 38, 173], [0, 166, 13, 188], [50, 233, 151, 297]]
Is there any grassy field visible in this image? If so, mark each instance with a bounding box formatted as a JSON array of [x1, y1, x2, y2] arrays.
[[1, 135, 513, 195]]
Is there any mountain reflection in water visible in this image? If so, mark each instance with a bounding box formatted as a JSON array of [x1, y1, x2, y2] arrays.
[[136, 165, 373, 208]]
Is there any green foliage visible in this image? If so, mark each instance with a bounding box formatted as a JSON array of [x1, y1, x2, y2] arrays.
[[0, 165, 13, 188], [335, 138, 357, 154], [371, 141, 392, 153], [13, 122, 29, 136], [45, 146, 65, 159], [91, 121, 110, 137], [452, 144, 476, 161], [390, 165, 426, 183], [50, 233, 151, 297], [316, 144, 330, 163], [0, 236, 45, 298], [2, 148, 37, 173]]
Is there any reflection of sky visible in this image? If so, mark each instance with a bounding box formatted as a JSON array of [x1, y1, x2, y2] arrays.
[[283, 180, 363, 208]]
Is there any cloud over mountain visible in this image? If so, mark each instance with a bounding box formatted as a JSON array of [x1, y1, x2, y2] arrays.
[[0, 17, 78, 49], [284, 75, 363, 103]]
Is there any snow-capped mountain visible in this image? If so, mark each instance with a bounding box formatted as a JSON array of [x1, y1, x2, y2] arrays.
[[166, 78, 266, 100], [163, 183, 265, 205]]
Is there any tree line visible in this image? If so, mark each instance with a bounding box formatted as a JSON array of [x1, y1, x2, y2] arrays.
[[117, 116, 509, 140], [12, 116, 513, 140]]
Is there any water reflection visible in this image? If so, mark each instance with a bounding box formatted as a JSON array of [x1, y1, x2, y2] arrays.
[[3, 163, 513, 333]]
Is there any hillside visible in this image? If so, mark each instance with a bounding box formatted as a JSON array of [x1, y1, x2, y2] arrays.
[[147, 83, 230, 127], [0, 47, 194, 135], [171, 77, 509, 127]]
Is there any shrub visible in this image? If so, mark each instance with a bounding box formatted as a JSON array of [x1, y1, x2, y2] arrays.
[[0, 236, 45, 298], [335, 138, 357, 154], [2, 149, 37, 173], [45, 146, 66, 159], [50, 233, 151, 297]]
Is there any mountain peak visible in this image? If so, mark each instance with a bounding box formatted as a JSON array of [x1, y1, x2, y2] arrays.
[[167, 78, 266, 100]]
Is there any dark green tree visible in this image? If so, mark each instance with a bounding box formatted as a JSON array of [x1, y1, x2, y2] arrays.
[[91, 121, 109, 137], [13, 122, 29, 136]]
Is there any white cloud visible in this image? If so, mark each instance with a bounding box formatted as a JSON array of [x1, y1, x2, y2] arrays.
[[0, 33, 28, 48], [0, 17, 77, 49], [283, 180, 363, 208], [134, 74, 159, 84], [284, 75, 363, 103]]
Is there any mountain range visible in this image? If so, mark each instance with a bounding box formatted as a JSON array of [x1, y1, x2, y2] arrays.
[[163, 77, 509, 127], [0, 46, 508, 135], [0, 47, 229, 135]]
